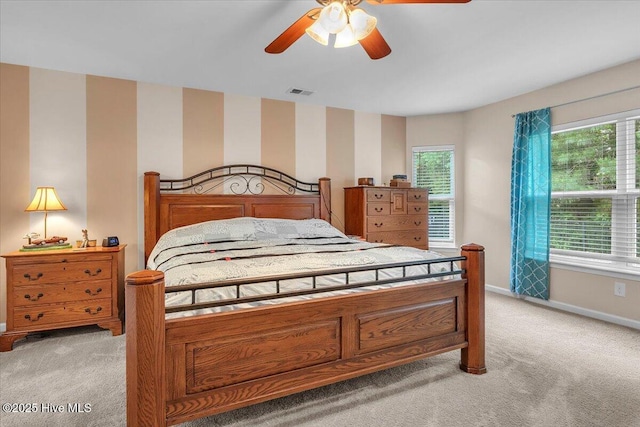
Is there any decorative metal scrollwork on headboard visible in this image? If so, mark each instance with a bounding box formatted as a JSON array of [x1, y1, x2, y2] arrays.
[[159, 165, 320, 195]]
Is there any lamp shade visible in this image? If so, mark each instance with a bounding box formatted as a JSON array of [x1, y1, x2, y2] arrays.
[[334, 25, 358, 48], [349, 9, 377, 41], [318, 1, 348, 34], [306, 20, 330, 45], [25, 187, 67, 212]]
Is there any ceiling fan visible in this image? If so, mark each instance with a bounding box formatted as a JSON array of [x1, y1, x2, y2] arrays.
[[265, 0, 471, 60]]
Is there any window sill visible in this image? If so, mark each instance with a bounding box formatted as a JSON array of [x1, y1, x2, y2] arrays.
[[550, 256, 640, 281]]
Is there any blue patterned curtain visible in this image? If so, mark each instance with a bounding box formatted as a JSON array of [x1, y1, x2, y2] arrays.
[[510, 108, 551, 300]]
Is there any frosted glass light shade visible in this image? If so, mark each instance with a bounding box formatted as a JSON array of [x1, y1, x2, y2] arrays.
[[334, 25, 358, 48], [306, 20, 330, 45], [350, 8, 377, 40], [318, 2, 348, 34]]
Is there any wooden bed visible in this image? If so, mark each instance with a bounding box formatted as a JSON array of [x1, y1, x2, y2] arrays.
[[126, 165, 486, 426]]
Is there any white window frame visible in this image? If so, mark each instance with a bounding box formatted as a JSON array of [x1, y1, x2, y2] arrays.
[[411, 145, 456, 248], [550, 109, 640, 278]]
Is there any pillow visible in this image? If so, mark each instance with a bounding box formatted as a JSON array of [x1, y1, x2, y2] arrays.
[[254, 218, 347, 240], [148, 217, 257, 269]]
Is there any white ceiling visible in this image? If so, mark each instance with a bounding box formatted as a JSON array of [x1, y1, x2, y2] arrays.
[[1, 0, 639, 117]]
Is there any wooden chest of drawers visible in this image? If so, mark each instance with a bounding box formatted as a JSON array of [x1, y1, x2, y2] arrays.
[[344, 186, 429, 249], [0, 245, 126, 351]]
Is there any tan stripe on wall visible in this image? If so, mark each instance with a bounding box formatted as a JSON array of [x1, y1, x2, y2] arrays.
[[261, 99, 296, 179], [326, 107, 355, 230], [86, 75, 138, 275], [183, 88, 224, 178], [0, 64, 30, 324]]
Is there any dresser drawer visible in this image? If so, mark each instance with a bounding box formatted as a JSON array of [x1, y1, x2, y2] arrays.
[[408, 203, 427, 215], [367, 203, 390, 216], [13, 280, 112, 307], [12, 260, 112, 285], [408, 190, 428, 203], [367, 215, 427, 232], [366, 189, 390, 202], [13, 298, 112, 329], [367, 230, 428, 248]]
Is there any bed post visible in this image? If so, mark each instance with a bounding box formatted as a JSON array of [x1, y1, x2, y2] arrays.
[[126, 270, 167, 426], [319, 177, 331, 223], [144, 171, 161, 263], [459, 243, 487, 374]]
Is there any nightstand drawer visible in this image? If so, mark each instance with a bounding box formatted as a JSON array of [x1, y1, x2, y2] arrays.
[[13, 298, 112, 329], [13, 280, 112, 307], [12, 260, 112, 285]]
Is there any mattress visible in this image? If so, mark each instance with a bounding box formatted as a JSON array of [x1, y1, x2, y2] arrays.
[[147, 217, 459, 318]]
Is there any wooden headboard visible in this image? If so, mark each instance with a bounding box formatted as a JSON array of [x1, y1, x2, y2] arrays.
[[144, 165, 331, 262]]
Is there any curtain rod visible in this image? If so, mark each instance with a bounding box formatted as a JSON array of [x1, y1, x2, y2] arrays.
[[511, 84, 640, 118]]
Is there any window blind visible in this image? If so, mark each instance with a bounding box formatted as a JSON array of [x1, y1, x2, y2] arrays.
[[551, 113, 639, 267]]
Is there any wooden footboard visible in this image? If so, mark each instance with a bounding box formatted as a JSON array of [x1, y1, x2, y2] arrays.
[[126, 244, 485, 426]]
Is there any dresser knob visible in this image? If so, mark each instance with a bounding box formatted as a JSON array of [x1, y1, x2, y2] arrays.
[[374, 194, 383, 199], [414, 221, 422, 226], [374, 207, 383, 213], [84, 268, 103, 277], [374, 223, 383, 227], [24, 293, 44, 302], [414, 237, 422, 241], [85, 288, 103, 296], [414, 207, 422, 212], [23, 273, 43, 281], [24, 313, 44, 322], [85, 307, 103, 315], [413, 195, 422, 200]]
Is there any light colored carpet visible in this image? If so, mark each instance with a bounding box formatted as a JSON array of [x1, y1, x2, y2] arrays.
[[1, 292, 639, 427]]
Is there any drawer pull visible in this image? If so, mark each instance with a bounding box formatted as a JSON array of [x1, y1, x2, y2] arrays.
[[374, 222, 383, 227], [413, 207, 422, 212], [374, 194, 383, 199], [24, 293, 44, 302], [84, 268, 103, 277], [414, 221, 422, 226], [413, 195, 423, 200], [374, 207, 383, 213], [85, 288, 103, 296], [23, 273, 43, 281], [374, 239, 383, 243], [414, 237, 422, 241], [24, 313, 44, 322], [85, 307, 103, 315]]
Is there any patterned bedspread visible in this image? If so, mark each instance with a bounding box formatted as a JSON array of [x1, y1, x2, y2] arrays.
[[148, 217, 458, 318]]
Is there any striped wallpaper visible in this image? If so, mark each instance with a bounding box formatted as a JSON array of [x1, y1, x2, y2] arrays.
[[0, 62, 406, 324]]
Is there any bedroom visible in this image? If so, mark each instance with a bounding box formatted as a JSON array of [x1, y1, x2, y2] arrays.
[[0, 0, 639, 426]]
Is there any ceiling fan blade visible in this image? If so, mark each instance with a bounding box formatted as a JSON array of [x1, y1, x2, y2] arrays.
[[265, 8, 322, 54], [359, 28, 391, 60], [367, 0, 470, 4]]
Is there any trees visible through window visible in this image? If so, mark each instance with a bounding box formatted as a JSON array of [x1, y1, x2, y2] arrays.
[[551, 112, 639, 268], [412, 146, 455, 246]]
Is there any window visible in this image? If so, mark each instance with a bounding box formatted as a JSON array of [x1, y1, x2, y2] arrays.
[[550, 110, 640, 272], [412, 145, 455, 247]]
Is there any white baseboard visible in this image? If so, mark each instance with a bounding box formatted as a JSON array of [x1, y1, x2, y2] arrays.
[[486, 284, 640, 330]]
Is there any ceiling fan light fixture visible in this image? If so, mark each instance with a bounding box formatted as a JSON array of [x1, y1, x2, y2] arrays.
[[334, 24, 358, 48], [306, 20, 330, 45], [318, 1, 348, 34], [349, 8, 377, 40]]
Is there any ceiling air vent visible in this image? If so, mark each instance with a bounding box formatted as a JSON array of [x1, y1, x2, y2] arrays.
[[286, 87, 314, 96]]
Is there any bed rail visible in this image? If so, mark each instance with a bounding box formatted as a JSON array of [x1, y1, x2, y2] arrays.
[[164, 256, 465, 313]]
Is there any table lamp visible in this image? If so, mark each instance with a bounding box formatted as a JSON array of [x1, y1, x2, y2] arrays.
[[25, 186, 67, 238]]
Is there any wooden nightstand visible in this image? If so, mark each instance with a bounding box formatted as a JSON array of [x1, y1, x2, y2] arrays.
[[0, 244, 126, 351]]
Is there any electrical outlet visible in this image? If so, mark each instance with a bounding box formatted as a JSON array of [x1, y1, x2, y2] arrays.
[[614, 282, 626, 297]]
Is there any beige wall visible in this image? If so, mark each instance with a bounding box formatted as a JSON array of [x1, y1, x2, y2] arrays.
[[0, 63, 406, 324], [409, 59, 640, 322]]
